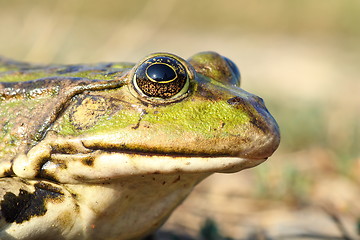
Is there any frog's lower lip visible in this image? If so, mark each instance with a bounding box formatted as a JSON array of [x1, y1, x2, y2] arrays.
[[41, 151, 266, 183]]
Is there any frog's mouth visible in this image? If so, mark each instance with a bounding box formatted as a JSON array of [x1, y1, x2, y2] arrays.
[[12, 118, 278, 183], [38, 147, 267, 183]]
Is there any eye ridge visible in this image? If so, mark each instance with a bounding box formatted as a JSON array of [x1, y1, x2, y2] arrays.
[[145, 63, 178, 83]]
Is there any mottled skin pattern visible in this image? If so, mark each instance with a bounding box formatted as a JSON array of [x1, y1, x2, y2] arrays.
[[0, 52, 280, 240], [0, 61, 128, 165]]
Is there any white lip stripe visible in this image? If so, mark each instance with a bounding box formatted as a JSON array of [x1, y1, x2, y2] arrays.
[[42, 152, 265, 183]]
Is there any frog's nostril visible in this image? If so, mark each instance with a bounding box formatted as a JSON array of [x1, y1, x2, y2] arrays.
[[227, 96, 244, 106]]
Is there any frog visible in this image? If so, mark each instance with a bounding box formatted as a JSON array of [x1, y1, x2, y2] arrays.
[[0, 52, 280, 240]]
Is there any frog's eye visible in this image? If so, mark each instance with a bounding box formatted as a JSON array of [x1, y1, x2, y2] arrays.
[[133, 56, 189, 99]]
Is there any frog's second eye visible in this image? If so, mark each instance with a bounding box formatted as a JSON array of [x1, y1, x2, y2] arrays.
[[133, 56, 189, 99], [223, 57, 241, 86]]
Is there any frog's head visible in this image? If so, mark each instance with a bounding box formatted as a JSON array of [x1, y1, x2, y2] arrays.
[[125, 52, 280, 165], [13, 52, 280, 182]]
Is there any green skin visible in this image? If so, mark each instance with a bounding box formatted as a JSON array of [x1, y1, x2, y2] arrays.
[[0, 52, 280, 240]]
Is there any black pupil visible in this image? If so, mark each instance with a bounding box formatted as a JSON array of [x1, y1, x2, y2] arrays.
[[147, 64, 176, 82]]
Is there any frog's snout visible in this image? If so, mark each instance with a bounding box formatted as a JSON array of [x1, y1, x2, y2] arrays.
[[227, 95, 280, 160]]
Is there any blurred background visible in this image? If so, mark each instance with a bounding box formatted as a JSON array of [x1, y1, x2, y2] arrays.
[[0, 0, 359, 239]]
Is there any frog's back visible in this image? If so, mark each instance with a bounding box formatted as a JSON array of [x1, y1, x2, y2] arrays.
[[0, 56, 134, 82]]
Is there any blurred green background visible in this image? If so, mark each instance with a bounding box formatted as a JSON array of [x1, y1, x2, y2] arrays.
[[0, 0, 359, 239]]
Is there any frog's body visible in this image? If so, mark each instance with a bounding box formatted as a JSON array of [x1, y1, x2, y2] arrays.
[[0, 52, 280, 240]]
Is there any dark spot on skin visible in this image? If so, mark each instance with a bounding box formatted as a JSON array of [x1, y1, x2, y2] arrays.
[[172, 175, 181, 184], [101, 181, 111, 185], [3, 169, 14, 177], [81, 157, 94, 167], [0, 182, 64, 224], [1, 190, 32, 223], [132, 118, 141, 130], [132, 110, 147, 130], [18, 179, 31, 186], [162, 181, 166, 185], [70, 193, 77, 200], [73, 175, 88, 181]]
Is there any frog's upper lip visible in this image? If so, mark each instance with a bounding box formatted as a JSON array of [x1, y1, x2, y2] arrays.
[[80, 145, 276, 162]]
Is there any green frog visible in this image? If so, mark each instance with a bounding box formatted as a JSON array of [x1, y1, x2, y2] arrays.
[[0, 52, 280, 240]]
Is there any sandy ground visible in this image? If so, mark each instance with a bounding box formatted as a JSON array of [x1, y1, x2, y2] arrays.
[[161, 168, 359, 239]]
